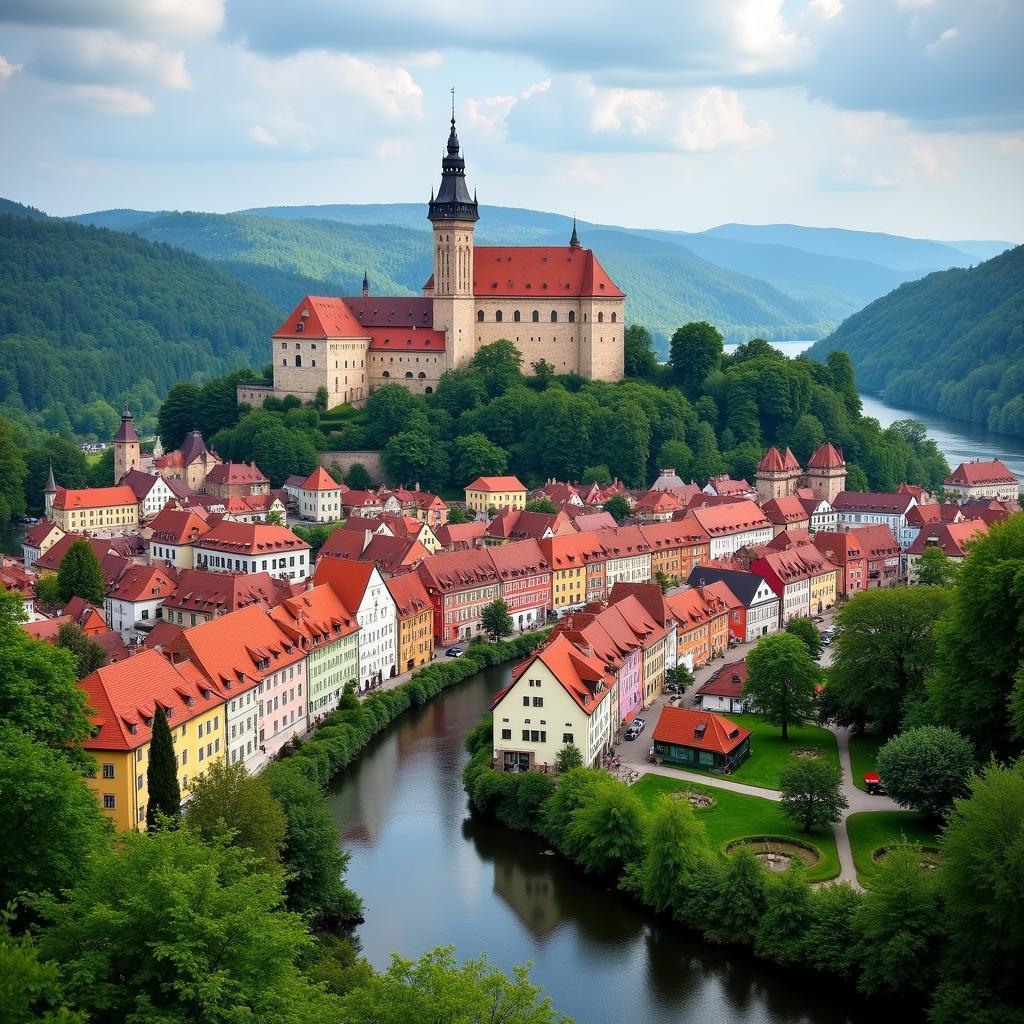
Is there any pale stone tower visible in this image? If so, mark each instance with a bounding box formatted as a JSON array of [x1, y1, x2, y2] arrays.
[[44, 461, 57, 520], [113, 406, 141, 483], [756, 446, 801, 501], [804, 443, 847, 503], [428, 96, 478, 371]]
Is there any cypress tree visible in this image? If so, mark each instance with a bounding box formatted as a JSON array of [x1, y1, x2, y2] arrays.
[[57, 539, 105, 605], [146, 704, 180, 830]]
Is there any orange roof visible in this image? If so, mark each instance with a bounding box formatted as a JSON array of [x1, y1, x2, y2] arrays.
[[907, 519, 988, 557], [52, 485, 138, 511], [507, 633, 612, 715], [757, 446, 785, 472], [592, 525, 652, 558], [300, 466, 341, 492], [313, 556, 378, 612], [148, 507, 210, 545], [653, 705, 750, 755], [466, 475, 527, 493], [635, 490, 684, 514], [488, 539, 551, 580], [205, 462, 269, 487], [273, 295, 370, 340], [107, 564, 178, 603], [270, 583, 359, 646], [538, 531, 608, 570], [384, 571, 432, 619], [685, 501, 771, 536], [666, 586, 730, 629], [813, 531, 864, 563], [761, 496, 810, 525], [193, 522, 310, 555], [470, 246, 624, 299], [807, 443, 845, 470], [638, 520, 709, 551], [168, 604, 305, 694], [944, 459, 1018, 487], [162, 569, 290, 616], [80, 649, 226, 753], [367, 327, 446, 352], [849, 524, 901, 557]]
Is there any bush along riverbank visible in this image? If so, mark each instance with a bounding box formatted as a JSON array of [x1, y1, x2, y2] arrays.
[[461, 721, 1024, 1022], [265, 631, 549, 929]]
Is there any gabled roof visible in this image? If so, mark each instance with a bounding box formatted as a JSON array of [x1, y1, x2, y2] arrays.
[[832, 491, 917, 515], [907, 519, 988, 557], [463, 246, 624, 299], [698, 660, 748, 699], [434, 522, 487, 550], [162, 569, 291, 616], [22, 520, 63, 547], [270, 583, 359, 646], [653, 705, 750, 754], [415, 547, 498, 592], [119, 469, 168, 500], [635, 490, 684, 514], [761, 495, 810, 525], [193, 522, 310, 555], [944, 459, 1018, 487], [757, 446, 785, 472], [706, 476, 755, 497], [487, 539, 551, 581], [320, 531, 428, 575], [273, 295, 370, 341], [205, 462, 269, 487], [567, 510, 618, 532], [313, 556, 380, 612], [592, 525, 651, 559], [686, 565, 774, 607], [849, 524, 902, 557], [638, 520, 710, 552], [807, 443, 845, 470], [384, 571, 432, 619], [146, 507, 210, 545], [666, 586, 730, 629], [812, 530, 864, 564], [51, 485, 138, 511], [685, 500, 771, 536], [497, 633, 612, 715], [752, 543, 835, 585], [80, 649, 225, 752], [538, 531, 608, 570], [465, 475, 527, 493], [485, 509, 573, 542], [607, 584, 671, 634], [107, 564, 178, 603], [91, 629, 131, 663]]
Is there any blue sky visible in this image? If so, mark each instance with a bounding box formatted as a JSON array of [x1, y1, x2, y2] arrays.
[[1, 0, 1021, 239]]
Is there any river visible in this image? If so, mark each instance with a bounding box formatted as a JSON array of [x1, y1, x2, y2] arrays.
[[728, 340, 1024, 480], [326, 665, 879, 1024]]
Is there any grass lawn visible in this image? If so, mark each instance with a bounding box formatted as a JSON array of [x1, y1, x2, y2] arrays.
[[659, 713, 840, 791], [633, 774, 840, 882], [848, 734, 885, 792], [846, 811, 940, 888], [84, 451, 102, 466]]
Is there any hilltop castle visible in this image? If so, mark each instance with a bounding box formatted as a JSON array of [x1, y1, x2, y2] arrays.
[[238, 113, 625, 409]]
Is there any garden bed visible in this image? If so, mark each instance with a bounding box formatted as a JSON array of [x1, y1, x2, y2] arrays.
[[845, 810, 940, 888], [725, 836, 823, 872]]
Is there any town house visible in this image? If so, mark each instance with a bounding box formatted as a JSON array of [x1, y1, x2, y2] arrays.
[[385, 571, 434, 674], [684, 501, 774, 560], [594, 525, 653, 588], [686, 565, 779, 642], [415, 547, 501, 643], [193, 522, 312, 582]]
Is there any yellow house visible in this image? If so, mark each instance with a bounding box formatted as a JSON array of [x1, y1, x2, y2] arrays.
[[80, 650, 227, 831], [540, 533, 607, 614], [48, 484, 141, 535], [809, 565, 838, 615], [464, 475, 527, 514], [386, 571, 434, 673]]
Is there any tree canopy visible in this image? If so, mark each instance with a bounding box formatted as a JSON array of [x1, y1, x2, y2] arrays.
[[743, 633, 820, 740]]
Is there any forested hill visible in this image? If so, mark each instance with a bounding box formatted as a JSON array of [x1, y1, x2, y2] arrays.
[[0, 209, 279, 439], [806, 245, 1024, 436]]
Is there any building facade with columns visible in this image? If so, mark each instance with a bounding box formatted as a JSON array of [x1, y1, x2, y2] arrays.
[[238, 113, 625, 411]]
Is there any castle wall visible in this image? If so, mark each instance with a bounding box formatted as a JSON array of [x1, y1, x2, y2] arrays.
[[274, 337, 370, 407], [369, 350, 445, 395], [317, 450, 385, 484]]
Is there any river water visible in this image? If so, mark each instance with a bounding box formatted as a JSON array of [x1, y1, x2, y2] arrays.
[[325, 665, 879, 1024]]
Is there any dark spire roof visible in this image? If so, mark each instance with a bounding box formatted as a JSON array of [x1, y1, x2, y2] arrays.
[[362, 269, 369, 289], [569, 217, 581, 250], [113, 406, 139, 445], [45, 460, 56, 493], [428, 92, 478, 224]]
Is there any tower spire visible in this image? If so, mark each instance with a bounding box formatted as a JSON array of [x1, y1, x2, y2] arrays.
[[362, 269, 369, 297], [44, 460, 56, 494], [569, 216, 581, 250], [428, 91, 478, 224]]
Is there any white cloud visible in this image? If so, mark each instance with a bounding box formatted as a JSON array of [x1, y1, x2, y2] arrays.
[[0, 54, 22, 88], [560, 157, 617, 186], [925, 25, 959, 55], [0, 0, 224, 41], [67, 84, 154, 115], [674, 87, 772, 151], [248, 124, 278, 147], [30, 30, 193, 90], [591, 88, 665, 136], [466, 80, 550, 134], [805, 0, 843, 20]]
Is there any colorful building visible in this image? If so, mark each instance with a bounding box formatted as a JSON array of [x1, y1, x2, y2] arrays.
[[684, 501, 774, 560], [47, 484, 140, 535], [539, 531, 607, 614], [385, 571, 434, 673], [686, 565, 779, 642], [415, 547, 501, 643], [652, 706, 751, 773], [639, 520, 710, 586], [465, 475, 528, 514], [593, 525, 652, 588], [146, 507, 211, 569], [906, 519, 988, 584], [488, 540, 552, 632], [813, 531, 867, 598]]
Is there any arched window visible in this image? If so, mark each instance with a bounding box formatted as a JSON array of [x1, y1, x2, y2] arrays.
[[425, 386, 434, 395], [597, 312, 604, 323], [611, 312, 617, 323], [405, 371, 413, 379], [568, 310, 575, 323], [550, 310, 558, 323], [311, 360, 316, 367], [495, 310, 503, 323], [382, 370, 390, 378], [418, 372, 426, 379], [532, 310, 539, 322], [295, 354, 302, 367], [477, 310, 484, 322], [514, 310, 521, 322]]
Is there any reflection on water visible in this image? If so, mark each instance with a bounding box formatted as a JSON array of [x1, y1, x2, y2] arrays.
[[325, 666, 890, 1024]]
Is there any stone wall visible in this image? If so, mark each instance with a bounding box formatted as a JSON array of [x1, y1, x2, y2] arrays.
[[318, 450, 386, 484]]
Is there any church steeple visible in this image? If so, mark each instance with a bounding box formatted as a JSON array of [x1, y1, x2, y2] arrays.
[[569, 217, 581, 250], [428, 90, 479, 224], [362, 269, 369, 297]]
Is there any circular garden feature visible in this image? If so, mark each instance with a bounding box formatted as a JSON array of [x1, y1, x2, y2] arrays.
[[671, 788, 717, 809], [872, 844, 942, 872], [726, 836, 823, 872]]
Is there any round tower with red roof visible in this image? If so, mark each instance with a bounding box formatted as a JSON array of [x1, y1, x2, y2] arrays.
[[804, 443, 847, 503]]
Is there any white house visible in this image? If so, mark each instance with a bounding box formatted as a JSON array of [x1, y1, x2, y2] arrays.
[[696, 660, 752, 714], [491, 633, 614, 771], [686, 501, 774, 560], [294, 467, 345, 523], [832, 492, 917, 542], [146, 508, 211, 569], [104, 564, 177, 635], [120, 470, 179, 519], [192, 522, 312, 582], [594, 526, 653, 588]]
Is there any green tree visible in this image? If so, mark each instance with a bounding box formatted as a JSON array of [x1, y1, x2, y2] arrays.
[[0, 726, 111, 912], [346, 463, 372, 490], [453, 432, 508, 484], [822, 587, 951, 736], [525, 497, 557, 514], [184, 759, 287, 873], [785, 616, 822, 658], [803, 883, 862, 979], [263, 763, 363, 924], [531, 358, 556, 384], [157, 382, 200, 450], [54, 622, 108, 680], [624, 324, 658, 379], [743, 632, 819, 740], [853, 844, 942, 997], [707, 846, 767, 945], [87, 446, 115, 487], [266, 509, 285, 526], [194, 370, 250, 437], [555, 743, 584, 774], [382, 430, 448, 492], [0, 416, 28, 524], [481, 599, 514, 642], [32, 572, 62, 608], [56, 540, 104, 606], [146, 704, 181, 829], [656, 439, 693, 480], [539, 767, 607, 849], [364, 384, 426, 448], [446, 505, 471, 525], [690, 421, 726, 483], [779, 757, 847, 833], [754, 863, 813, 966], [914, 545, 959, 587], [0, 591, 92, 760], [25, 438, 87, 516], [434, 369, 487, 416], [469, 339, 524, 397], [313, 386, 329, 412], [935, 759, 1024, 1010], [581, 464, 611, 486], [37, 827, 339, 1023], [670, 321, 723, 396], [0, 912, 85, 1024], [787, 414, 825, 465], [876, 726, 973, 820], [337, 946, 569, 1024], [566, 783, 647, 874], [603, 494, 631, 524], [665, 664, 694, 692]]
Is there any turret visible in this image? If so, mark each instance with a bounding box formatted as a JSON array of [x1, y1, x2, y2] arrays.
[[569, 217, 581, 250], [113, 406, 141, 482], [44, 461, 57, 519], [362, 270, 369, 297]]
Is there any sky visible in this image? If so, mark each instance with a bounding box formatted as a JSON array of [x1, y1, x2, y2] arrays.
[[0, 0, 1022, 240]]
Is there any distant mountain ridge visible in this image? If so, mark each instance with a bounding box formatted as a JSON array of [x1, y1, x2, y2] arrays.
[[806, 245, 1024, 436]]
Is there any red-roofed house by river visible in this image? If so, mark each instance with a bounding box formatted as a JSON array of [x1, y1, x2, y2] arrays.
[[652, 705, 751, 773], [943, 459, 1020, 503], [237, 115, 624, 411]]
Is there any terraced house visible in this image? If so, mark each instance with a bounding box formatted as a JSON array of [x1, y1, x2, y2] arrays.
[[593, 525, 652, 588], [684, 500, 773, 560], [193, 522, 312, 582], [540, 532, 608, 614], [416, 546, 501, 643], [385, 571, 434, 673], [639, 521, 710, 586]]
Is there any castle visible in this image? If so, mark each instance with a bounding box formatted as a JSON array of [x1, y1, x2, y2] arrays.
[[238, 112, 625, 410], [755, 444, 847, 504]]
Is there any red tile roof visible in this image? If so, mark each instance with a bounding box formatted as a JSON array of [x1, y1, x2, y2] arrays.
[[107, 564, 178, 603], [147, 507, 210, 545], [23, 520, 63, 547], [698, 660, 748, 699], [299, 466, 341, 492], [320, 531, 428, 574], [502, 633, 612, 715], [162, 569, 290, 616], [205, 462, 269, 487], [635, 490, 684, 514], [944, 459, 1018, 487], [761, 495, 811, 525], [435, 522, 487, 550], [80, 649, 225, 752], [706, 476, 755, 497], [807, 443, 845, 470], [592, 525, 652, 559], [666, 585, 730, 629], [466, 475, 527, 493], [812, 531, 863, 563], [832, 492, 916, 515], [384, 571, 432, 619], [273, 295, 370, 340], [415, 547, 499, 592], [312, 557, 378, 613], [367, 327, 446, 352], [193, 522, 310, 556], [907, 519, 988, 557], [456, 246, 624, 299], [653, 705, 750, 755], [685, 501, 771, 536], [847, 524, 900, 558], [757, 447, 785, 472], [51, 485, 138, 511], [488, 539, 551, 581], [143, 620, 184, 650], [270, 583, 359, 646]]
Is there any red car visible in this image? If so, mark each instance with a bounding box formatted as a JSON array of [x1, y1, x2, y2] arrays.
[[865, 772, 886, 796]]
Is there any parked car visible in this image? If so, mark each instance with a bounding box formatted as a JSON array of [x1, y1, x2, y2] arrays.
[[821, 631, 834, 645], [445, 647, 464, 658], [812, 614, 825, 623], [865, 772, 887, 796], [727, 636, 740, 648]]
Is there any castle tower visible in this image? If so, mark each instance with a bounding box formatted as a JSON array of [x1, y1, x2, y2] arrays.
[[113, 406, 141, 482], [428, 97, 478, 371], [44, 461, 57, 520], [756, 446, 802, 501], [804, 443, 847, 504]]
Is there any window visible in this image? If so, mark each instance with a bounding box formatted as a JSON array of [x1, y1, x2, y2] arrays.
[[568, 310, 575, 323], [522, 729, 530, 741], [495, 310, 503, 323], [550, 310, 558, 322], [501, 728, 512, 740], [103, 794, 116, 809], [532, 310, 539, 322], [522, 695, 530, 706], [598, 312, 604, 323], [562, 733, 574, 744], [611, 312, 617, 323], [295, 354, 302, 367], [405, 371, 413, 379], [102, 763, 115, 779], [532, 696, 543, 707], [477, 310, 484, 322], [137, 774, 144, 791], [513, 310, 521, 322]]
